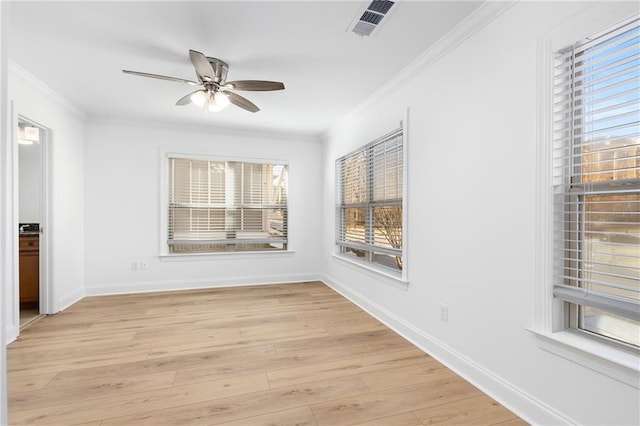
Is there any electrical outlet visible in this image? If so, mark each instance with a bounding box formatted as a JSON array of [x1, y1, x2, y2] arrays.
[[131, 261, 140, 271], [140, 261, 148, 270], [440, 303, 448, 322]]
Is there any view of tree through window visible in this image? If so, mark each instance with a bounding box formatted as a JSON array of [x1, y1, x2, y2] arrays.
[[553, 17, 639, 347], [336, 129, 404, 272]]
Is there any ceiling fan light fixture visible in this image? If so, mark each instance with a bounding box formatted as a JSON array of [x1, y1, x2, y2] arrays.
[[207, 91, 230, 112], [207, 98, 223, 112], [190, 90, 208, 107], [214, 91, 230, 108]]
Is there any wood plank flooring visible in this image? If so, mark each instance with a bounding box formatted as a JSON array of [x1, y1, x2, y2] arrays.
[[7, 281, 527, 425]]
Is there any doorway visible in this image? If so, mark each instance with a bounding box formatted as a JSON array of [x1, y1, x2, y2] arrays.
[[16, 118, 47, 329]]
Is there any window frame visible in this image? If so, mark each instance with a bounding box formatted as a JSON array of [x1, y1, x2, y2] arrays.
[[532, 5, 640, 388], [334, 121, 408, 283], [160, 151, 290, 257], [552, 16, 639, 347]]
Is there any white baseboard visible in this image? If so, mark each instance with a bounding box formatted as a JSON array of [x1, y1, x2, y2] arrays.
[[85, 272, 323, 297], [54, 288, 85, 313], [321, 274, 575, 426], [5, 324, 18, 345], [5, 287, 83, 344]]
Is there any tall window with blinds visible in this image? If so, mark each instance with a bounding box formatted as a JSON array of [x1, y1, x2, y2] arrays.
[[552, 16, 639, 347], [168, 156, 288, 253], [336, 128, 404, 273]]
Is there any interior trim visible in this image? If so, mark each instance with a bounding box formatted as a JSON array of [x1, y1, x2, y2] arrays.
[[331, 0, 517, 134]]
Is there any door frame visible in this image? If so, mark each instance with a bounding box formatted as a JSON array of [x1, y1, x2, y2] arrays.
[[13, 112, 53, 335]]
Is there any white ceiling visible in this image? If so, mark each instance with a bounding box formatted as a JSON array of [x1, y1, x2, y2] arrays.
[[7, 1, 482, 137]]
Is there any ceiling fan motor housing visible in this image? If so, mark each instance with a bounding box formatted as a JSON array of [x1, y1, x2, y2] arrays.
[[206, 57, 229, 83]]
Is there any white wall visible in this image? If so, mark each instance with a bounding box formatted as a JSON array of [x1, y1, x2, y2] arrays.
[[83, 119, 323, 295], [0, 2, 9, 422], [8, 63, 86, 327], [18, 142, 40, 223], [3, 2, 638, 424], [321, 2, 639, 425]]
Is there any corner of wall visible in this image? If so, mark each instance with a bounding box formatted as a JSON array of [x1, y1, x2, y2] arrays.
[[54, 287, 85, 313], [85, 272, 323, 297]]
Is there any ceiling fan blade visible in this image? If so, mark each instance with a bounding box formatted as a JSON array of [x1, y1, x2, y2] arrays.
[[176, 90, 206, 106], [226, 92, 260, 113], [225, 80, 285, 91], [122, 70, 199, 86], [189, 49, 216, 83]]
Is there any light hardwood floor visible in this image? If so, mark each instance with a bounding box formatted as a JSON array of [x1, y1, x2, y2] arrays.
[[19, 308, 43, 331], [8, 281, 527, 425]]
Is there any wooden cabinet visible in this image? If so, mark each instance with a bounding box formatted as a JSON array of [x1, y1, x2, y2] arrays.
[[19, 235, 39, 307]]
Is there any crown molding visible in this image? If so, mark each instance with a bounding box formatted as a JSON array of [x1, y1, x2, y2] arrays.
[[9, 60, 87, 120], [326, 0, 517, 138], [86, 115, 322, 144]]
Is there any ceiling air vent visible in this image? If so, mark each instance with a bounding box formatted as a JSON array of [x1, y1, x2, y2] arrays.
[[350, 0, 395, 37]]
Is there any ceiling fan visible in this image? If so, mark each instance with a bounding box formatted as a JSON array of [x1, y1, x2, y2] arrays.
[[122, 49, 285, 113]]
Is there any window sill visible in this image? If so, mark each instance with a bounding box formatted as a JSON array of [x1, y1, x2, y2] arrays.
[[160, 250, 296, 261], [527, 327, 640, 388], [331, 253, 409, 290]]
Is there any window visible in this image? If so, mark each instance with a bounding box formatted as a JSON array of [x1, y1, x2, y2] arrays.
[[552, 16, 639, 348], [167, 156, 288, 253], [335, 128, 404, 274]]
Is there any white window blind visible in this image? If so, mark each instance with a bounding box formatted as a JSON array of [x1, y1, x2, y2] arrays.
[[552, 16, 639, 347], [168, 157, 288, 253], [336, 128, 404, 272]]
